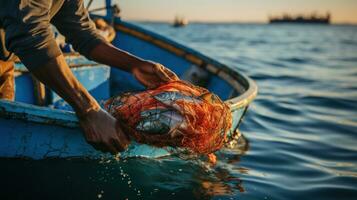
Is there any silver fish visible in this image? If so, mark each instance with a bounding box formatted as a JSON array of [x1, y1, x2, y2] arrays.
[[140, 108, 168, 118], [136, 108, 185, 135], [136, 119, 171, 135], [154, 91, 202, 105]]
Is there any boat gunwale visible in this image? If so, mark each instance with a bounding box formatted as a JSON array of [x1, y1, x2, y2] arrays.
[[0, 99, 79, 127]]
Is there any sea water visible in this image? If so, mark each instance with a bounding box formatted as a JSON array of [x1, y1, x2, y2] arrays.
[[1, 23, 357, 200]]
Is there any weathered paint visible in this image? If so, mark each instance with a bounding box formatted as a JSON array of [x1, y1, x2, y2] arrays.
[[14, 73, 36, 104], [0, 100, 78, 127], [0, 99, 244, 159], [0, 105, 170, 159]]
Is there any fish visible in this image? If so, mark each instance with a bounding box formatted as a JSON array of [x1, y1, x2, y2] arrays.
[[140, 108, 168, 118], [136, 108, 185, 135], [136, 118, 171, 135], [154, 91, 202, 106]]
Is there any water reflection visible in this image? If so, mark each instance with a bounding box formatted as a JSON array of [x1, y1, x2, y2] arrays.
[[192, 134, 250, 199]]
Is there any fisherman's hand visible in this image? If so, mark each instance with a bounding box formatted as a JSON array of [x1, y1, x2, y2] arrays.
[[132, 61, 179, 89], [78, 108, 130, 154]]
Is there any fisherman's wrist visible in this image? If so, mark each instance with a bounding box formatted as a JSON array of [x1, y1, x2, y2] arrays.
[[73, 93, 101, 119], [131, 59, 153, 73]]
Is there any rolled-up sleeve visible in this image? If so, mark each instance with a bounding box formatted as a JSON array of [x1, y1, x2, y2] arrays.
[[51, 0, 106, 59], [2, 0, 62, 70]]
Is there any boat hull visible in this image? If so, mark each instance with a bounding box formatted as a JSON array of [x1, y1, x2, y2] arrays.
[[0, 100, 172, 159], [0, 100, 246, 159]]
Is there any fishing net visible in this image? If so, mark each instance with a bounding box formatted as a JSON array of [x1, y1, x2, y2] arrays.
[[104, 80, 232, 155]]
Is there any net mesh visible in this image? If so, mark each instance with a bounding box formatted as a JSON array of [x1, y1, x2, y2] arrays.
[[104, 80, 232, 155]]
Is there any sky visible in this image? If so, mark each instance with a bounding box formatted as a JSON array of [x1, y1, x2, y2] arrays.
[[90, 0, 357, 24]]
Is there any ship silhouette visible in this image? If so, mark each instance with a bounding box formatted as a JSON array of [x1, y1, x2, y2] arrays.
[[173, 16, 188, 27], [269, 12, 330, 24]]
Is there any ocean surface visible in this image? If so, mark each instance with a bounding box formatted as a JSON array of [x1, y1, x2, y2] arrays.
[[2, 23, 357, 200]]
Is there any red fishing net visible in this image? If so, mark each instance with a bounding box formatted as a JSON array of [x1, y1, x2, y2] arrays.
[[104, 80, 232, 155]]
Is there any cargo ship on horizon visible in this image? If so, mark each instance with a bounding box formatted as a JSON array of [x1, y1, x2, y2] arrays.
[[269, 12, 330, 24]]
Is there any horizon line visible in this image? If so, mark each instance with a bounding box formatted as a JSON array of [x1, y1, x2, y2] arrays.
[[123, 19, 357, 25]]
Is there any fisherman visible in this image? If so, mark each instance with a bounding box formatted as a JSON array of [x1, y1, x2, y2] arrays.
[[0, 0, 178, 154]]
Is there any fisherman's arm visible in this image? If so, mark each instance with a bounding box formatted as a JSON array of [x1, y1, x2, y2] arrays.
[[30, 55, 129, 153], [89, 43, 179, 89], [52, 0, 179, 89], [3, 0, 129, 154]]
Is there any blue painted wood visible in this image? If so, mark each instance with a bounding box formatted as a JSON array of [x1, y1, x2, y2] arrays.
[[14, 55, 98, 71], [0, 98, 241, 159], [14, 55, 101, 106], [0, 100, 170, 159], [0, 118, 170, 159], [230, 108, 245, 132], [112, 19, 231, 71], [51, 66, 111, 111], [105, 0, 112, 18], [206, 76, 235, 101], [114, 32, 192, 76], [14, 74, 35, 104], [110, 31, 192, 95], [0, 100, 78, 127]]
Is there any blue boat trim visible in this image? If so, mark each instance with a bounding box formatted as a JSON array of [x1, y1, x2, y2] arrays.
[[14, 53, 100, 72], [0, 100, 78, 128]]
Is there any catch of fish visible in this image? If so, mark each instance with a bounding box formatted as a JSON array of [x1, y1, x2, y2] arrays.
[[104, 80, 232, 155]]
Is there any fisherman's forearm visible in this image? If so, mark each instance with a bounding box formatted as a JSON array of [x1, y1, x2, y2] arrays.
[[30, 55, 100, 116], [89, 42, 146, 72]]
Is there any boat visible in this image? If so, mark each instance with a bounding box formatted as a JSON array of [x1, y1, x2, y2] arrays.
[[173, 16, 188, 27], [269, 12, 331, 24], [0, 1, 257, 160]]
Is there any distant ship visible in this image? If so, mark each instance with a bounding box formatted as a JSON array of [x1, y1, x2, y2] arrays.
[[269, 12, 331, 24], [173, 16, 188, 28]]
